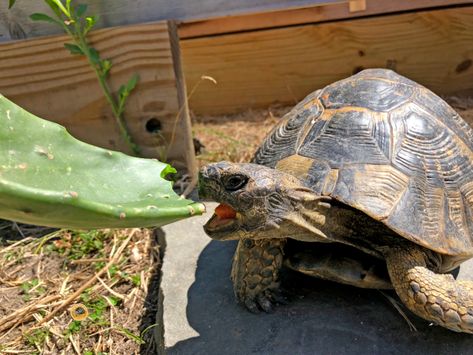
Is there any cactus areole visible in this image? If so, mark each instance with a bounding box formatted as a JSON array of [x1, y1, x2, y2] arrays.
[[0, 94, 205, 228]]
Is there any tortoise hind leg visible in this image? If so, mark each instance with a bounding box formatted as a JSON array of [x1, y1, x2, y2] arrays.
[[231, 238, 286, 312], [385, 245, 473, 333]]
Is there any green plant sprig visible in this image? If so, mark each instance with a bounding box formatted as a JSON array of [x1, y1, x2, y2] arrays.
[[26, 0, 140, 155]]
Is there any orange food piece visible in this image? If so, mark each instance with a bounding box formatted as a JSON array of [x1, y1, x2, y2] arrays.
[[215, 204, 236, 219]]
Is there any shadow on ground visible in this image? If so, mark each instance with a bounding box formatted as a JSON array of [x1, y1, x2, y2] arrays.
[[167, 240, 473, 355]]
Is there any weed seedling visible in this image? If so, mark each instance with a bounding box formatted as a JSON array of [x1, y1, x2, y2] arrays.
[[24, 328, 50, 351], [21, 278, 46, 302], [52, 230, 109, 260], [9, 0, 140, 155]]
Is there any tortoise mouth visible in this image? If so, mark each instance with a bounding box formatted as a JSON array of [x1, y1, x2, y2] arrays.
[[204, 204, 240, 240]]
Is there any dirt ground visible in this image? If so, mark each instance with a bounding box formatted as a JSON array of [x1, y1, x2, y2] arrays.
[[0, 95, 472, 354], [0, 226, 161, 354], [192, 105, 291, 166]]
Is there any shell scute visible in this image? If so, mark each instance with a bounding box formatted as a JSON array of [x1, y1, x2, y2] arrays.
[[320, 69, 415, 112]]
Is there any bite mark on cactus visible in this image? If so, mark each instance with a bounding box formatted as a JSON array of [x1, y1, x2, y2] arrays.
[[188, 206, 195, 215]]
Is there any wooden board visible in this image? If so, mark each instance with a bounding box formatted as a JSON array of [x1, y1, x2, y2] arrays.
[[179, 0, 473, 38], [0, 0, 340, 42], [179, 0, 473, 39], [181, 7, 473, 115], [0, 21, 195, 173]]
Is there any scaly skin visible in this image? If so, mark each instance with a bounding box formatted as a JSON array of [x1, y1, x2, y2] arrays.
[[386, 246, 473, 333], [231, 238, 286, 312]]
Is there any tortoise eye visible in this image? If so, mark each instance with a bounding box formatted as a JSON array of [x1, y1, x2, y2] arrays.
[[224, 175, 248, 191]]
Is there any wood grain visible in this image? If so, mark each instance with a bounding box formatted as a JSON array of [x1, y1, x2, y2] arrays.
[[0, 21, 195, 173], [181, 7, 473, 115], [179, 0, 473, 38], [0, 0, 340, 42]]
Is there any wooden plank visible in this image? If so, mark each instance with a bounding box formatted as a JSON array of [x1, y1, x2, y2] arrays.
[[0, 0, 340, 42], [179, 0, 473, 38], [181, 7, 473, 115], [0, 21, 195, 173], [168, 21, 197, 177]]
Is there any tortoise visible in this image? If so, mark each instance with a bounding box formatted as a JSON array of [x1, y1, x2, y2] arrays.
[[198, 69, 473, 333]]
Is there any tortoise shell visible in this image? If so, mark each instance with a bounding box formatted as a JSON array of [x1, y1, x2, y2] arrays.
[[253, 69, 473, 257]]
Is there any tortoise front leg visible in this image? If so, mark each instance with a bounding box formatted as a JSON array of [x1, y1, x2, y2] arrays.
[[231, 238, 286, 313], [385, 245, 473, 333]]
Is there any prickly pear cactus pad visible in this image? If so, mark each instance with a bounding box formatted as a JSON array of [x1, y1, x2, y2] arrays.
[[0, 95, 205, 228]]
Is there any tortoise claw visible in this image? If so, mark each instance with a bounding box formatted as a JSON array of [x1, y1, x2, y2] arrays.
[[270, 290, 289, 305], [244, 299, 261, 314], [241, 289, 289, 313], [257, 293, 274, 313]]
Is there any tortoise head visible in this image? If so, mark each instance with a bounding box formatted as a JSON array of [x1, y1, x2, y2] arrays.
[[199, 161, 330, 241]]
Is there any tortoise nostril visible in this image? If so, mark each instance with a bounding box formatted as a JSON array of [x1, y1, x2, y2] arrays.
[[201, 165, 218, 180]]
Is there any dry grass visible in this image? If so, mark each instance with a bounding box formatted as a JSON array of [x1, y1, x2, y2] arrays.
[[192, 105, 291, 166], [0, 222, 160, 354]]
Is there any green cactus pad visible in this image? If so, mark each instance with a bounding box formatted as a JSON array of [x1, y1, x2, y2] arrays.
[[0, 94, 205, 229]]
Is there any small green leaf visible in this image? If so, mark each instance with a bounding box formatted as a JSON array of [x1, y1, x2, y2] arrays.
[[45, 0, 63, 18], [108, 295, 120, 306], [101, 59, 112, 76], [118, 84, 127, 99], [64, 43, 84, 55], [130, 274, 141, 287], [66, 321, 82, 335], [75, 4, 88, 18], [30, 13, 61, 26], [66, 0, 72, 14], [117, 327, 145, 345], [126, 74, 139, 93], [50, 0, 70, 17], [88, 47, 100, 65], [85, 15, 97, 33], [8, 0, 16, 9]]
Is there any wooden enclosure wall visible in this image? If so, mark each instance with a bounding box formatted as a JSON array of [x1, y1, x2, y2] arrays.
[[181, 6, 473, 115], [179, 0, 473, 38], [0, 21, 195, 173], [0, 0, 339, 42]]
